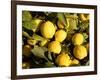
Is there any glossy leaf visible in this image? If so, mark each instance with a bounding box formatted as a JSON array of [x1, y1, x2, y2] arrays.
[[22, 11, 32, 21], [57, 13, 66, 27], [31, 46, 47, 59]]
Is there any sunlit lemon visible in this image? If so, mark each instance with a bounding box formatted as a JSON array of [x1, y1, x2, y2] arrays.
[[40, 21, 56, 38], [55, 30, 67, 42], [73, 45, 88, 60], [56, 53, 71, 67], [48, 41, 61, 54], [72, 33, 84, 45]]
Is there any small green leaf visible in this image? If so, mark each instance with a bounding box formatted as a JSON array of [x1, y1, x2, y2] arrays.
[[23, 21, 34, 30], [82, 33, 88, 39], [82, 33, 88, 43], [22, 11, 32, 21], [79, 21, 89, 31], [32, 34, 45, 41], [45, 62, 55, 67], [23, 19, 42, 31], [31, 19, 42, 32], [85, 61, 89, 66], [31, 46, 48, 59], [64, 13, 78, 19], [44, 52, 53, 61], [22, 31, 31, 38], [68, 18, 77, 30], [57, 13, 66, 27]]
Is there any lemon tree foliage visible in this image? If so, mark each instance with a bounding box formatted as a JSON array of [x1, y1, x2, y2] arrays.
[[22, 11, 90, 68]]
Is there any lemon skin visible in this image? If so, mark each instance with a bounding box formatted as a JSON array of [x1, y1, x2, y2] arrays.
[[55, 30, 67, 42], [56, 53, 71, 67], [73, 45, 88, 60], [70, 59, 79, 65], [72, 33, 84, 45], [40, 21, 56, 38], [48, 41, 61, 54]]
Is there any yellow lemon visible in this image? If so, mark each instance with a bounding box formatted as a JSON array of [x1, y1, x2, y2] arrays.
[[55, 30, 67, 42], [48, 41, 61, 54], [73, 45, 87, 60], [72, 33, 84, 45], [56, 53, 71, 67], [23, 45, 31, 56], [70, 59, 79, 65], [40, 21, 56, 38]]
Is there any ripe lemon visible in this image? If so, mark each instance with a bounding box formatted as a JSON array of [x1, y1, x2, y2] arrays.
[[48, 41, 61, 54], [70, 59, 79, 65], [55, 30, 67, 42], [56, 53, 71, 67], [40, 21, 56, 38], [73, 45, 87, 60], [72, 33, 84, 45]]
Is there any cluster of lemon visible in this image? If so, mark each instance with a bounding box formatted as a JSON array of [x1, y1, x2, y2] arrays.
[[38, 20, 88, 67]]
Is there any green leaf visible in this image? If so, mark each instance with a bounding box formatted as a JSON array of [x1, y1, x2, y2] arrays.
[[57, 13, 66, 27], [64, 13, 78, 19], [31, 19, 42, 32], [79, 21, 89, 31], [63, 14, 78, 31], [85, 61, 89, 66], [44, 51, 53, 61], [32, 34, 45, 41], [23, 21, 34, 30], [82, 33, 88, 43], [23, 19, 42, 31], [45, 62, 55, 67], [68, 18, 77, 30], [22, 31, 31, 38], [82, 33, 88, 39], [22, 11, 32, 21], [31, 46, 47, 59]]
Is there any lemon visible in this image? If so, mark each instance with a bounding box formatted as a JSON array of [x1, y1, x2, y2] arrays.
[[23, 45, 31, 56], [72, 33, 84, 45], [56, 53, 71, 67], [80, 14, 89, 21], [40, 21, 56, 38], [73, 45, 87, 60], [22, 62, 30, 69], [55, 30, 67, 42], [48, 41, 61, 54], [70, 59, 79, 65]]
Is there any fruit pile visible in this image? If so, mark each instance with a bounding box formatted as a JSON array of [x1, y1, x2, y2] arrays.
[[22, 11, 89, 68]]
